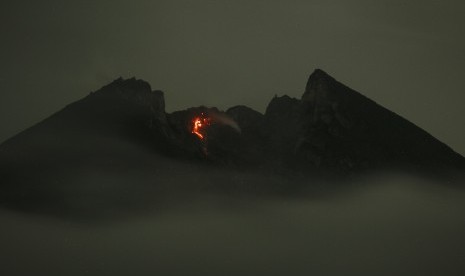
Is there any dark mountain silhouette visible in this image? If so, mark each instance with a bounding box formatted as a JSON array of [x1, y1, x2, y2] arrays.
[[0, 69, 463, 216]]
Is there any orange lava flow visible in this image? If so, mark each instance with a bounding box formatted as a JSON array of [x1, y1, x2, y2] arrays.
[[192, 114, 210, 140]]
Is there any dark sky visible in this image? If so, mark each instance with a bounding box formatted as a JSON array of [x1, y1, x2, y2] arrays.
[[1, 0, 464, 155]]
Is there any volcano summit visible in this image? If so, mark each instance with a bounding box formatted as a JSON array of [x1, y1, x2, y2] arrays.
[[0, 69, 463, 215]]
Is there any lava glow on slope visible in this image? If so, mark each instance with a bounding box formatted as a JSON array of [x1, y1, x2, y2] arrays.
[[191, 113, 211, 140]]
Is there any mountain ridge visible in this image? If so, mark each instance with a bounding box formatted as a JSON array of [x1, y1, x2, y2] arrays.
[[0, 69, 463, 215], [1, 69, 464, 172]]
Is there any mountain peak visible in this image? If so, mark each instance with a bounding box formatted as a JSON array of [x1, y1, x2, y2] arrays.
[[88, 77, 165, 114], [309, 68, 331, 79], [97, 77, 153, 95], [302, 68, 336, 102]]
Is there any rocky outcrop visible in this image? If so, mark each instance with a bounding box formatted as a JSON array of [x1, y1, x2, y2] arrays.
[[227, 105, 264, 131]]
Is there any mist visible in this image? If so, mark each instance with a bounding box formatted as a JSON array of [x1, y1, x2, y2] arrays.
[[1, 173, 464, 276]]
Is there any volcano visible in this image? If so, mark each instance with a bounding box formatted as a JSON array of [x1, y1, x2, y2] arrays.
[[0, 69, 463, 215]]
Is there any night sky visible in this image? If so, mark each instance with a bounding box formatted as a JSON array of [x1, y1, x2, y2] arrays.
[[1, 0, 464, 155]]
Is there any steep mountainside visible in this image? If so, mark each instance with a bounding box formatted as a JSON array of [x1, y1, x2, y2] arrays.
[[0, 70, 463, 215]]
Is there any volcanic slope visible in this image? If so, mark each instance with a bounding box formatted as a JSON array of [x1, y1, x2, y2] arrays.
[[0, 70, 463, 215]]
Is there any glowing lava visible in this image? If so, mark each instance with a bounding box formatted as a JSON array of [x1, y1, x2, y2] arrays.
[[192, 113, 210, 140]]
